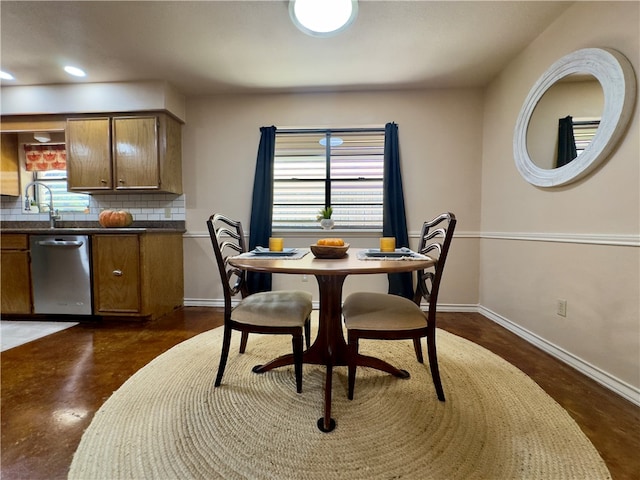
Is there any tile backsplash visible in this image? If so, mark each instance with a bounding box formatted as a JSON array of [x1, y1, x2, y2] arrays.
[[0, 193, 185, 223]]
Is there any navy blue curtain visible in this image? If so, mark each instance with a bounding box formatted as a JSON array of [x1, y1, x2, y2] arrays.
[[247, 126, 276, 293], [383, 122, 414, 298], [556, 115, 577, 168]]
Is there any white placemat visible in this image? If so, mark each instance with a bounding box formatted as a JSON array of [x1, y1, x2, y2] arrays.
[[356, 249, 431, 261], [234, 249, 309, 260]]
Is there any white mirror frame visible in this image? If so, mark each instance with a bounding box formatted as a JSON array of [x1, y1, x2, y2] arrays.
[[514, 48, 636, 187]]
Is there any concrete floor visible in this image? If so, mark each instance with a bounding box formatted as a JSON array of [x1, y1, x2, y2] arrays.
[[1, 308, 638, 479]]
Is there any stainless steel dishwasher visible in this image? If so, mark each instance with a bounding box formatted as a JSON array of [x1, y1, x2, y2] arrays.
[[30, 235, 92, 315]]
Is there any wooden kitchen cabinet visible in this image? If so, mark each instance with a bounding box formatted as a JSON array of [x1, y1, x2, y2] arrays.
[[66, 117, 113, 190], [1, 133, 20, 196], [66, 113, 182, 194], [92, 234, 141, 313], [0, 234, 32, 314], [92, 232, 184, 319]]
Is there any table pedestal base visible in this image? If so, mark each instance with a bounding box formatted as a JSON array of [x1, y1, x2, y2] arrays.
[[253, 274, 409, 432]]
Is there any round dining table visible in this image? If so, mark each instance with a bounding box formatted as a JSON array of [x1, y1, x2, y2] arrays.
[[228, 247, 435, 432]]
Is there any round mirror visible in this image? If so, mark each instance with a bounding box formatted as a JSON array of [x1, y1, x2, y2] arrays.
[[514, 48, 636, 187]]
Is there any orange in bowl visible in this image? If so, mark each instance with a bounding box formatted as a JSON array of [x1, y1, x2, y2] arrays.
[[317, 238, 345, 246], [310, 243, 350, 259]]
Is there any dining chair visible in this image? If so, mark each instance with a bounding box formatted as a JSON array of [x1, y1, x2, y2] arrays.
[[206, 214, 313, 393], [342, 212, 456, 401]]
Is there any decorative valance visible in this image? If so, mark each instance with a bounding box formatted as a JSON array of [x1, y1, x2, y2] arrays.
[[24, 144, 66, 171]]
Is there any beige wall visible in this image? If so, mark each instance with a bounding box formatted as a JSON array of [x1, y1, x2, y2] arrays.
[[481, 2, 639, 392], [182, 89, 482, 307]]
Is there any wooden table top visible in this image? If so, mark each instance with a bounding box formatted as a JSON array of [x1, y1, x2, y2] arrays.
[[228, 248, 435, 276]]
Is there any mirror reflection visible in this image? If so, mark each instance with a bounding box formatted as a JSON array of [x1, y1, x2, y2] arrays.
[[526, 74, 603, 170]]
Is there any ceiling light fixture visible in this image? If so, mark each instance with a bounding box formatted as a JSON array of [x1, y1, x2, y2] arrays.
[[34, 132, 51, 143], [0, 71, 15, 80], [289, 0, 358, 37], [64, 66, 86, 77], [319, 137, 343, 147]]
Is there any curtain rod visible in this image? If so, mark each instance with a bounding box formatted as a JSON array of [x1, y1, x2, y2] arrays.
[[276, 127, 386, 134]]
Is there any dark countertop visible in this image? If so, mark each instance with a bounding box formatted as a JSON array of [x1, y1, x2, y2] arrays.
[[1, 221, 186, 234]]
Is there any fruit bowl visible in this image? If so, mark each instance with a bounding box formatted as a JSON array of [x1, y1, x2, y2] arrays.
[[310, 243, 350, 259]]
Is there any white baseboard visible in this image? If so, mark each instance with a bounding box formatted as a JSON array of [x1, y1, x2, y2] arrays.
[[478, 305, 640, 407], [183, 297, 639, 407], [185, 298, 224, 308]]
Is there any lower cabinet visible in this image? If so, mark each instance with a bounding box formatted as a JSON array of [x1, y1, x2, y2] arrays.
[[0, 231, 183, 320], [0, 234, 32, 314], [92, 234, 141, 314], [92, 232, 184, 320]]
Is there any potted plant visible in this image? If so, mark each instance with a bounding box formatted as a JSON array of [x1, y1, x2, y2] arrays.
[[317, 206, 335, 230]]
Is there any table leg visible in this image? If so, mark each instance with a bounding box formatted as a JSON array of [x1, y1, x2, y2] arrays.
[[354, 353, 410, 379], [317, 362, 336, 432], [312, 274, 349, 431]]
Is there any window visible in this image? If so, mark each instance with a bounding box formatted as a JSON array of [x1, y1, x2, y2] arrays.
[[32, 170, 90, 213], [273, 129, 384, 230], [573, 118, 600, 157]]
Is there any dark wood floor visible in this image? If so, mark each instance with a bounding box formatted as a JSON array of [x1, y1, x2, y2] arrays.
[[1, 308, 638, 480]]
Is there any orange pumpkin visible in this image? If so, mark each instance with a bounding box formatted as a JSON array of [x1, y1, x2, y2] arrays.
[[99, 209, 134, 228], [317, 238, 345, 246]]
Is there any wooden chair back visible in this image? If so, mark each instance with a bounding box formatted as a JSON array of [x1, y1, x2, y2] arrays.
[[413, 212, 457, 319], [206, 214, 249, 317]]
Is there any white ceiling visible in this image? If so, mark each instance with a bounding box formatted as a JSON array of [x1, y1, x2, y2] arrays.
[[0, 1, 573, 97]]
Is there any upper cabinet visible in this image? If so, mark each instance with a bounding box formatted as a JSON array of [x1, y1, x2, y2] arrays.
[[66, 113, 183, 194], [1, 133, 20, 196], [66, 117, 112, 190]]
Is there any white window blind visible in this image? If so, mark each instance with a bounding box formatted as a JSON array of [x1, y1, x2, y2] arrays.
[[573, 118, 600, 156], [33, 170, 90, 213], [273, 129, 384, 230]]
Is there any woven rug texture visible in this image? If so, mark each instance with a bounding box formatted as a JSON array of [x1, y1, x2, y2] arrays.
[[69, 326, 610, 480]]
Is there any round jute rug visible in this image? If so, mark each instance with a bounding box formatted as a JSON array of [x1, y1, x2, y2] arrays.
[[69, 327, 610, 480]]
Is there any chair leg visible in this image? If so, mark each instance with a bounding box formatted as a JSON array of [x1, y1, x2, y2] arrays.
[[413, 338, 424, 363], [426, 331, 445, 401], [292, 332, 304, 393], [239, 331, 249, 353], [347, 334, 359, 400], [215, 326, 233, 387], [304, 316, 311, 349]]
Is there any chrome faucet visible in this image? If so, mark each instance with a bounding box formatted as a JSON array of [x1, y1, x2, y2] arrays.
[[24, 181, 60, 228]]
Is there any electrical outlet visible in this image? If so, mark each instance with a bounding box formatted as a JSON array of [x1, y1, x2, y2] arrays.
[[164, 207, 171, 219], [557, 299, 567, 317]]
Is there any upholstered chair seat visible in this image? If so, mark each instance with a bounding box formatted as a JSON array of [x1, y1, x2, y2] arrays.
[[342, 292, 426, 331], [233, 291, 312, 328]]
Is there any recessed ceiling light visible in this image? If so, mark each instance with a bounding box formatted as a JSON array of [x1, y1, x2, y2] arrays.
[[290, 0, 358, 37], [0, 71, 15, 80], [64, 66, 86, 77]]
